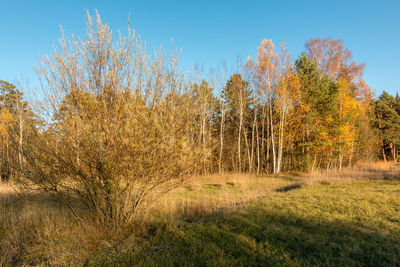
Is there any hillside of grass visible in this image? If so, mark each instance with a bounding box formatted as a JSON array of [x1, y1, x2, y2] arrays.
[[1, 163, 400, 266]]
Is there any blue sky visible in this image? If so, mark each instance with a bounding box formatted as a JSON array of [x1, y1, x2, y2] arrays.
[[1, 0, 399, 97]]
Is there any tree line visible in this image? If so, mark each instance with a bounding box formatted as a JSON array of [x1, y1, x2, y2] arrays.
[[0, 13, 398, 228]]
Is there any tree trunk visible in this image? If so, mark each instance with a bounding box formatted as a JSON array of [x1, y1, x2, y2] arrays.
[[348, 142, 354, 167], [269, 100, 276, 174], [391, 143, 396, 162], [243, 127, 251, 172], [381, 138, 387, 163], [18, 100, 23, 171], [339, 153, 343, 171], [219, 108, 225, 174], [256, 119, 260, 174], [238, 96, 243, 173], [250, 108, 257, 173], [202, 106, 207, 174], [277, 107, 285, 173], [261, 106, 265, 170]]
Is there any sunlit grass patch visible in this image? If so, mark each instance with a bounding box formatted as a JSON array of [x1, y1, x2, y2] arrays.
[[89, 179, 400, 266]]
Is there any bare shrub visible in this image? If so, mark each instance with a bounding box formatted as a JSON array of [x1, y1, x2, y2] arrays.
[[15, 11, 201, 230]]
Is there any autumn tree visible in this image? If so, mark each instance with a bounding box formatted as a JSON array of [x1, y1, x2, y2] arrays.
[[246, 40, 279, 173], [305, 38, 376, 168], [335, 78, 360, 169], [274, 43, 301, 173], [294, 54, 340, 170], [191, 80, 216, 174], [222, 74, 252, 172], [305, 38, 365, 82], [372, 92, 400, 162], [0, 80, 33, 182]]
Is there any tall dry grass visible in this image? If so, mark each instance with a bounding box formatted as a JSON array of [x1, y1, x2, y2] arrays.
[[0, 191, 122, 266]]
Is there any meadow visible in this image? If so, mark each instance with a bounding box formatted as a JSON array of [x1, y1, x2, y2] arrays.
[[1, 162, 399, 266], [1, 7, 399, 267]]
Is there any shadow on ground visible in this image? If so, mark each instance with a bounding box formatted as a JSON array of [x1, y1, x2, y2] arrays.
[[275, 183, 304, 192]]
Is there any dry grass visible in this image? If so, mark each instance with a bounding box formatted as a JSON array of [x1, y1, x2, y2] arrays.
[[305, 161, 400, 185], [0, 183, 16, 195], [153, 173, 294, 222], [149, 161, 400, 223], [0, 192, 118, 266], [1, 161, 399, 266]]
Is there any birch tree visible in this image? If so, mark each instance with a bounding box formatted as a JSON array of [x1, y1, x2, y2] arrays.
[[248, 40, 279, 173], [222, 74, 250, 172]]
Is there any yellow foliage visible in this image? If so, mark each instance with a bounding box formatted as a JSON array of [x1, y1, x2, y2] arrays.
[[0, 109, 13, 136], [336, 78, 360, 155]]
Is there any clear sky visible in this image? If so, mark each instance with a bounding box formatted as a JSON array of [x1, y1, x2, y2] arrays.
[[1, 0, 399, 97]]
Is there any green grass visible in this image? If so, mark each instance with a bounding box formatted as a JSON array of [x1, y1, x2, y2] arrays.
[[86, 180, 400, 266]]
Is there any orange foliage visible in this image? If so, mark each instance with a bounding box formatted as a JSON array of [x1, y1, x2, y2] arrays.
[[305, 38, 365, 82]]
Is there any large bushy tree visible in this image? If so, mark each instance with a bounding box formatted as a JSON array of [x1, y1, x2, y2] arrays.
[[17, 12, 201, 230]]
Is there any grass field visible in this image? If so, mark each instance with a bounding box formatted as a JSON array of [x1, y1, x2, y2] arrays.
[[1, 163, 400, 266]]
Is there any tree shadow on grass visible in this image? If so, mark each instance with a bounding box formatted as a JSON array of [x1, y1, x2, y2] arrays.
[[275, 183, 304, 192], [89, 204, 400, 267]]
